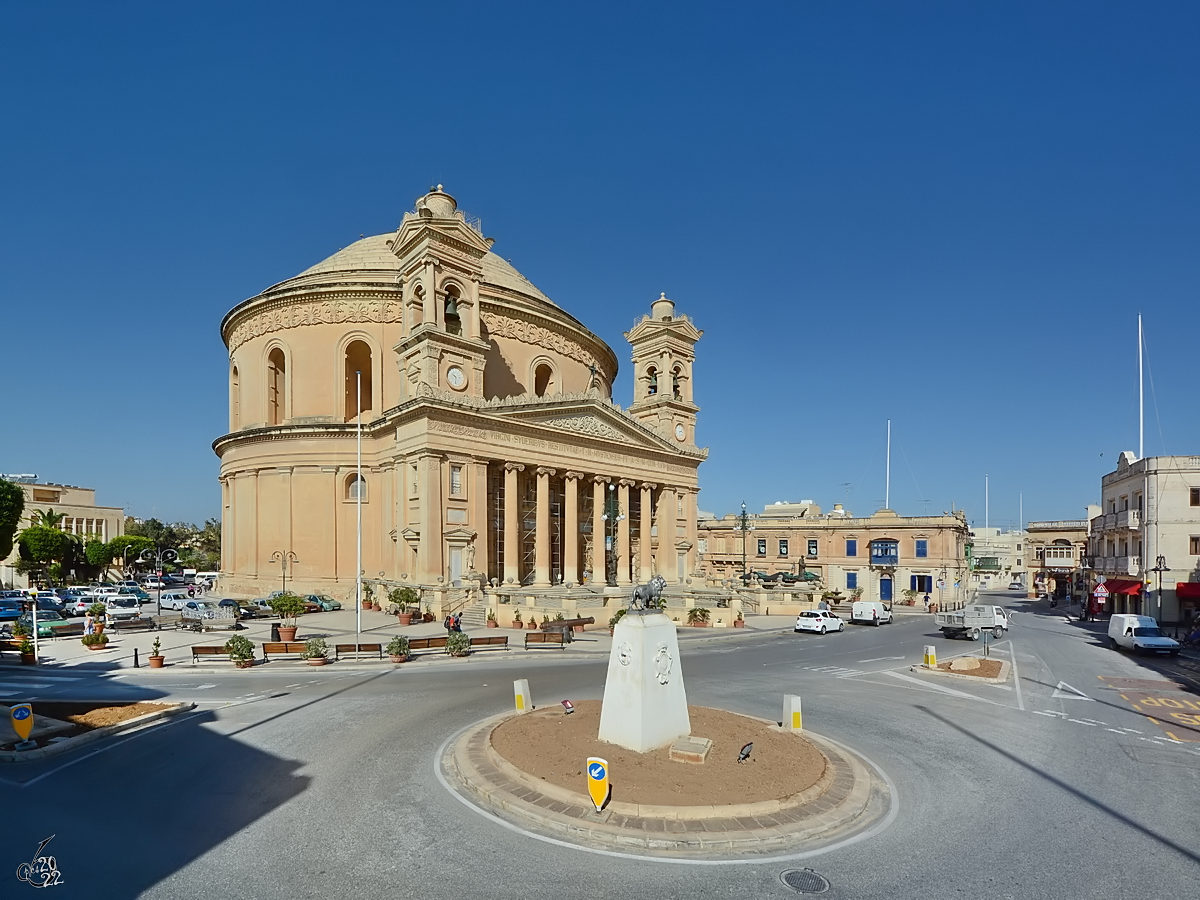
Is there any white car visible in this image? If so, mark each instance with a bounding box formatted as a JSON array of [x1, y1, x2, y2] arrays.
[[795, 610, 845, 634], [159, 591, 190, 610]]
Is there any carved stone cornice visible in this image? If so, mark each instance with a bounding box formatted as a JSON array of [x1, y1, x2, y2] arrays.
[[225, 290, 403, 351], [480, 308, 606, 375]]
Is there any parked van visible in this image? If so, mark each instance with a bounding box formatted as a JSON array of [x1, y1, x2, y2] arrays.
[[850, 600, 892, 626], [1108, 614, 1179, 656]]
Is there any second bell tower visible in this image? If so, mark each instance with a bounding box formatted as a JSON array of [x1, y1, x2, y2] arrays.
[[624, 293, 703, 445]]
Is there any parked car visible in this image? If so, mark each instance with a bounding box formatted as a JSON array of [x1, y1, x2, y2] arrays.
[[66, 594, 98, 616], [1008, 581, 1024, 590], [0, 599, 23, 620], [935, 605, 1009, 641], [1108, 614, 1179, 656], [17, 609, 73, 637], [794, 610, 845, 634], [302, 594, 342, 612], [118, 586, 151, 602], [217, 598, 246, 619], [159, 591, 190, 611], [141, 577, 167, 589], [105, 597, 142, 621], [849, 600, 892, 626]]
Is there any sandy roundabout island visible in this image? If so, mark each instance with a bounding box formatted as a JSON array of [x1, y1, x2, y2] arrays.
[[440, 700, 893, 859]]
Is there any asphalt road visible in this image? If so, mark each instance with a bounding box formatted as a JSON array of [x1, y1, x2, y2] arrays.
[[2, 591, 1198, 899]]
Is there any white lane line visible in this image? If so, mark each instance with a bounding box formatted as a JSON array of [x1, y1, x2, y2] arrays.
[[1009, 640, 1025, 711], [883, 670, 993, 702], [195, 684, 216, 690], [858, 656, 905, 663], [1051, 681, 1093, 701]]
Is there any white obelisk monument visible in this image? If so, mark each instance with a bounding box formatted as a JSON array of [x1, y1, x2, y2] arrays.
[[598, 610, 691, 752]]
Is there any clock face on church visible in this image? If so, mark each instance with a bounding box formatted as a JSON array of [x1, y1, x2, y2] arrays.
[[446, 366, 466, 390], [675, 423, 686, 441]]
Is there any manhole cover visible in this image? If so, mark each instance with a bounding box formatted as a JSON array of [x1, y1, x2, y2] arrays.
[[780, 868, 830, 894]]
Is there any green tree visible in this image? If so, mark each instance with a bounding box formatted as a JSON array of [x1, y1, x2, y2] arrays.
[[0, 479, 24, 560], [17, 525, 71, 586], [107, 535, 157, 572], [85, 539, 116, 579], [29, 508, 67, 529]]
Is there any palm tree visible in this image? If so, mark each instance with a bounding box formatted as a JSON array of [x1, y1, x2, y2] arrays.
[[29, 508, 66, 529]]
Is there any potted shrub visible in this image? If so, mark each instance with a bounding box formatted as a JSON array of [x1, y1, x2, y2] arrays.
[[81, 632, 109, 651], [419, 604, 431, 623], [686, 607, 711, 627], [301, 637, 328, 666], [388, 586, 419, 625], [527, 614, 539, 630], [148, 636, 165, 668], [13, 621, 30, 638], [486, 609, 498, 628], [733, 611, 745, 628], [512, 609, 523, 629], [609, 608, 626, 635], [902, 588, 919, 607], [268, 592, 306, 642], [446, 632, 470, 657], [386, 635, 410, 663], [88, 602, 108, 634], [225, 634, 255, 668], [361, 583, 374, 611], [19, 637, 36, 665], [851, 588, 864, 603]]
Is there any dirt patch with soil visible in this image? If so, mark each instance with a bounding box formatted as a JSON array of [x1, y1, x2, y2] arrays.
[[936, 658, 1004, 679], [490, 701, 825, 807], [0, 701, 174, 751]]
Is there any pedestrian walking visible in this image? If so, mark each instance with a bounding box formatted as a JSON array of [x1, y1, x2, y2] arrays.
[[453, 612, 463, 632], [923, 593, 930, 612], [84, 611, 95, 636]]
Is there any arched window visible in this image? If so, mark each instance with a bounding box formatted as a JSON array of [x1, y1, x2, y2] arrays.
[[231, 365, 241, 430], [411, 286, 424, 328], [345, 473, 367, 501], [267, 349, 286, 426], [534, 363, 553, 397], [646, 366, 658, 397], [344, 340, 373, 422], [444, 286, 462, 336]]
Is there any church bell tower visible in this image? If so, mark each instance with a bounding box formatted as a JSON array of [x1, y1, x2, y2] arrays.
[[625, 293, 702, 445]]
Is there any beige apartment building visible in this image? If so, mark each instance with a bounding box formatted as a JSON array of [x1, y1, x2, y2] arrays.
[[1024, 518, 1091, 601], [698, 502, 971, 608], [0, 479, 125, 589], [1089, 451, 1200, 623], [215, 187, 707, 601]]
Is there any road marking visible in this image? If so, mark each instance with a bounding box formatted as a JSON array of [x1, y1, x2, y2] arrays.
[[883, 670, 992, 702], [1052, 681, 1094, 701], [1033, 710, 1068, 718], [1067, 718, 1104, 727], [858, 656, 905, 663], [0, 682, 57, 690], [1009, 641, 1025, 711], [195, 684, 216, 690]]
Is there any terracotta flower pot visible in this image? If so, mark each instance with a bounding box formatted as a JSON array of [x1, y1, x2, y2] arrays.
[[235, 659, 254, 668], [397, 613, 413, 626], [423, 613, 435, 623], [20, 653, 36, 665], [363, 601, 373, 610], [148, 655, 165, 668], [95, 623, 105, 635], [572, 624, 584, 633], [733, 619, 745, 628], [372, 603, 382, 612], [306, 657, 328, 666], [527, 620, 538, 630], [278, 626, 298, 642], [87, 643, 106, 651], [388, 654, 408, 663], [486, 620, 498, 628]]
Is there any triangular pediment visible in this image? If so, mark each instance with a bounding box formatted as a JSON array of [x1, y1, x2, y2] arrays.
[[499, 402, 679, 452]]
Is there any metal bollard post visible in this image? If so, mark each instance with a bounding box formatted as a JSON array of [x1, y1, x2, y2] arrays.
[[133, 648, 139, 668], [514, 678, 532, 713], [782, 694, 803, 732]]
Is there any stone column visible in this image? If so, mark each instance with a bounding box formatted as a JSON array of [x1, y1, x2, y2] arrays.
[[418, 454, 443, 584], [617, 480, 635, 585], [683, 487, 699, 577], [655, 485, 677, 583], [592, 476, 609, 584], [640, 483, 656, 582], [563, 472, 583, 585], [503, 463, 523, 585], [534, 467, 555, 586]]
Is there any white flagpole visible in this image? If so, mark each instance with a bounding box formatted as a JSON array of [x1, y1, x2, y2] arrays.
[[885, 419, 891, 509], [356, 370, 362, 655], [985, 474, 989, 532], [1138, 314, 1144, 459]]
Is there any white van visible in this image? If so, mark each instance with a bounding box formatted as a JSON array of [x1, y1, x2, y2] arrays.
[[850, 600, 892, 626], [1108, 614, 1179, 656]]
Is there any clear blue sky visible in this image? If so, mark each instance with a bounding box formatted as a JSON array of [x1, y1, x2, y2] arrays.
[[3, 2, 1198, 529]]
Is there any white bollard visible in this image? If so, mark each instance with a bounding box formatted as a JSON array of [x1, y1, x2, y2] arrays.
[[923, 645, 937, 667], [514, 678, 532, 713], [782, 694, 803, 732]]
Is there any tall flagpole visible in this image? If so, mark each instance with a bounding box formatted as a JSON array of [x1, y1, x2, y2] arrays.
[[885, 419, 891, 509], [985, 474, 989, 532], [356, 370, 362, 655], [1138, 314, 1144, 460]]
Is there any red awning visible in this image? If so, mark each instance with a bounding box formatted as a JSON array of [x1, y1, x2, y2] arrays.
[[1101, 579, 1143, 595], [1175, 582, 1200, 599]]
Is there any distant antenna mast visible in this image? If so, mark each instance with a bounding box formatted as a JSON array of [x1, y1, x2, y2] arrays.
[[1138, 314, 1144, 459], [885, 420, 891, 509], [1019, 491, 1023, 532], [985, 474, 989, 532]]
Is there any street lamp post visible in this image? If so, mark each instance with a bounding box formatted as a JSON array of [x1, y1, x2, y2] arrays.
[[269, 550, 299, 595], [1148, 555, 1169, 628], [133, 545, 179, 618], [600, 483, 625, 586]]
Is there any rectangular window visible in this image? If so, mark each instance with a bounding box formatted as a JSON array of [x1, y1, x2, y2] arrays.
[[807, 539, 818, 558], [756, 538, 766, 557], [915, 539, 928, 558], [1191, 536, 1200, 555], [1192, 488, 1200, 507], [846, 539, 857, 557], [778, 539, 788, 557], [449, 465, 463, 496], [846, 571, 858, 589], [411, 464, 419, 495]]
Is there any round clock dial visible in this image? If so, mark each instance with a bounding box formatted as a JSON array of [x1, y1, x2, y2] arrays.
[[674, 423, 686, 441], [446, 366, 466, 389]]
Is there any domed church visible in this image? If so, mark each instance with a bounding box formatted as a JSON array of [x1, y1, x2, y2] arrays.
[[215, 187, 706, 604]]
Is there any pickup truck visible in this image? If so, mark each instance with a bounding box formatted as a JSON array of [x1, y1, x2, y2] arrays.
[[934, 604, 1010, 641]]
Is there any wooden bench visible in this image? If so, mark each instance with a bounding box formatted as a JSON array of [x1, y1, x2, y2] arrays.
[[334, 642, 382, 660], [0, 638, 26, 654], [110, 618, 158, 633], [407, 636, 449, 656], [525, 631, 566, 650], [191, 645, 229, 664], [261, 641, 307, 661], [469, 635, 509, 652]]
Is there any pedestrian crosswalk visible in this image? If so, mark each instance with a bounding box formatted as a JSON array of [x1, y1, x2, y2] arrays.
[[0, 670, 85, 697]]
